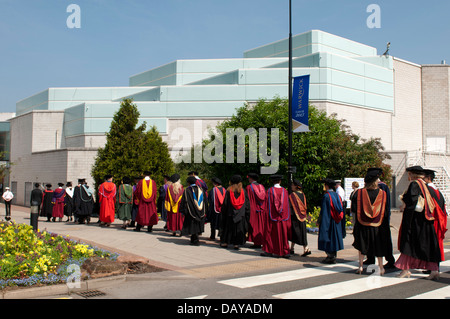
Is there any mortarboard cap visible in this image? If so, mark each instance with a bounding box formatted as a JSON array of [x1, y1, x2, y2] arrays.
[[211, 177, 222, 185], [230, 175, 242, 185]]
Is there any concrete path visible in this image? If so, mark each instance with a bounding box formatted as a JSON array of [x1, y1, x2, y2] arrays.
[[0, 204, 404, 298]]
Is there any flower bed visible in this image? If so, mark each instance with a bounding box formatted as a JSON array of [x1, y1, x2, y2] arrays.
[[0, 221, 118, 289]]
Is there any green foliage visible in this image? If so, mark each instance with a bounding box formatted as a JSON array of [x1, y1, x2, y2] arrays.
[[176, 97, 392, 207], [91, 98, 174, 188], [0, 221, 117, 283]]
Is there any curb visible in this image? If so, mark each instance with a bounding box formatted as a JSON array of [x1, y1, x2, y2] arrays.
[[1, 274, 127, 299]]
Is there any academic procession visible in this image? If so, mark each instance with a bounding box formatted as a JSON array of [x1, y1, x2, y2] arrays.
[[13, 165, 447, 281]]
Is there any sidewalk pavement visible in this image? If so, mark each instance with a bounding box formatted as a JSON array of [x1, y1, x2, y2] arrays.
[[0, 204, 403, 298]]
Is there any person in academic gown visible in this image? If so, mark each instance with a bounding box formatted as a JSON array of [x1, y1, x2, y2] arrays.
[[30, 183, 43, 231], [98, 175, 117, 227], [165, 174, 184, 236], [206, 177, 226, 240], [424, 169, 448, 271], [41, 184, 54, 222], [72, 179, 83, 223], [180, 176, 207, 245], [129, 176, 142, 228], [363, 168, 396, 269], [188, 171, 208, 197], [116, 177, 133, 229], [289, 179, 311, 257], [64, 182, 75, 222], [318, 178, 345, 264], [395, 166, 442, 280], [51, 183, 66, 222], [351, 170, 389, 275], [157, 175, 170, 230], [74, 179, 94, 224], [246, 173, 267, 249], [261, 175, 291, 258], [133, 171, 158, 232], [220, 175, 250, 250]]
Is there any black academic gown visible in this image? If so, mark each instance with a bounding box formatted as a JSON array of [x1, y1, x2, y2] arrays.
[[365, 182, 395, 264], [398, 180, 441, 263], [220, 189, 250, 246], [289, 192, 308, 246], [41, 190, 53, 219], [74, 185, 94, 219], [180, 185, 206, 238], [351, 188, 391, 257], [64, 189, 75, 217], [206, 186, 226, 231]]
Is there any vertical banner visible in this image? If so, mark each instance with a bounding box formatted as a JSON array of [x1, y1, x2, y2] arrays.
[[292, 75, 310, 133]]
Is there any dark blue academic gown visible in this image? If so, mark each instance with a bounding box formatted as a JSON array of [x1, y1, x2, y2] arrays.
[[318, 190, 345, 253]]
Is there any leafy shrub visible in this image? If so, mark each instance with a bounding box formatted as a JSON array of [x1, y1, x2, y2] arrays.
[[0, 221, 118, 289]]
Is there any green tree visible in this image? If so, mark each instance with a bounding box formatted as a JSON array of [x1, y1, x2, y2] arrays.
[[176, 97, 392, 206], [91, 98, 174, 189]]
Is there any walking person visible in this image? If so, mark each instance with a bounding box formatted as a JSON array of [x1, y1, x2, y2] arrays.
[[72, 179, 83, 223], [206, 177, 226, 240], [2, 186, 13, 221], [395, 166, 442, 280], [260, 175, 291, 258], [220, 175, 250, 250], [180, 175, 207, 245], [349, 181, 360, 225], [423, 169, 448, 274], [30, 183, 43, 231], [74, 179, 95, 224], [129, 176, 142, 228], [188, 171, 208, 196], [133, 171, 158, 232], [165, 174, 184, 236], [51, 183, 65, 222], [351, 170, 389, 275], [317, 178, 345, 264], [41, 184, 54, 222], [117, 177, 133, 229], [98, 175, 117, 227], [157, 175, 170, 231], [64, 182, 75, 222], [363, 168, 396, 269], [289, 179, 311, 257], [246, 173, 266, 249]]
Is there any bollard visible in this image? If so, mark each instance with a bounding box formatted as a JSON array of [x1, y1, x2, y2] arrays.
[[30, 206, 39, 231]]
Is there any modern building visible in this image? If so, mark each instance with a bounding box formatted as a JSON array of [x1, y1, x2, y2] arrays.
[[6, 30, 450, 207]]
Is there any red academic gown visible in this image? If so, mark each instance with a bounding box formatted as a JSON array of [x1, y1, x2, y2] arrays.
[[99, 181, 117, 224], [165, 184, 184, 232], [52, 188, 65, 218], [246, 182, 267, 246], [134, 178, 158, 226], [263, 186, 291, 257]]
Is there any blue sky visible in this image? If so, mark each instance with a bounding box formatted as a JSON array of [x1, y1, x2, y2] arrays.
[[0, 0, 449, 112]]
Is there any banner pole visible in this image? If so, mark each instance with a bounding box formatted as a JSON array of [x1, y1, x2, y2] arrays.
[[288, 0, 294, 189]]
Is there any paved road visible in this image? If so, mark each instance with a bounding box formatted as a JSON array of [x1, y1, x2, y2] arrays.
[[2, 204, 449, 301]]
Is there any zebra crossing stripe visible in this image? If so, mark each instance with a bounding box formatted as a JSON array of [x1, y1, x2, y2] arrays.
[[218, 261, 359, 288], [219, 250, 450, 299], [408, 285, 450, 299], [273, 260, 450, 299]]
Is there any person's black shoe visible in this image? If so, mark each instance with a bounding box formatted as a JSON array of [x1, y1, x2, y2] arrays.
[[260, 252, 273, 257]]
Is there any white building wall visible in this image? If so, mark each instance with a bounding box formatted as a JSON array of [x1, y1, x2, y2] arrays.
[[391, 58, 423, 152], [313, 101, 393, 151]]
